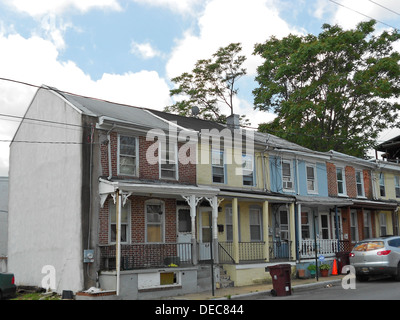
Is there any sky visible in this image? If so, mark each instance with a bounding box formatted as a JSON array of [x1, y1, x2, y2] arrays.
[[1, 0, 400, 176]]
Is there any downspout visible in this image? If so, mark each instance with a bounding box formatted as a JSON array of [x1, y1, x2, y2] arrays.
[[107, 124, 116, 180], [262, 150, 267, 191]]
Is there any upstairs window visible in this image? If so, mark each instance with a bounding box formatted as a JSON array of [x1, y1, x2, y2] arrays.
[[160, 139, 177, 180], [355, 171, 365, 197], [395, 176, 400, 198], [118, 135, 138, 176], [242, 154, 254, 186], [212, 150, 225, 183], [282, 160, 293, 191], [379, 173, 386, 197], [306, 164, 317, 193], [336, 167, 346, 195]]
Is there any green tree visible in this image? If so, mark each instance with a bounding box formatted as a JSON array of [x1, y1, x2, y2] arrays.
[[253, 20, 400, 157], [166, 43, 248, 124]]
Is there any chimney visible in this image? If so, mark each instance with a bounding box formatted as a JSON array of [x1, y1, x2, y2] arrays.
[[227, 114, 240, 129]]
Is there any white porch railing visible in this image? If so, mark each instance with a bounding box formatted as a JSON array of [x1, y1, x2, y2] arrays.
[[300, 239, 348, 258]]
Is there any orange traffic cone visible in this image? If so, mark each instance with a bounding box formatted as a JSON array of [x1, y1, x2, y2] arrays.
[[331, 259, 338, 276]]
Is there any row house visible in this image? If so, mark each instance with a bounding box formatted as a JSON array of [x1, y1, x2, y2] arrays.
[[8, 86, 400, 299]]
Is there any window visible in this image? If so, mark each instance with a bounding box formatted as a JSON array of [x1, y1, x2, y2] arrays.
[[160, 139, 177, 179], [301, 211, 310, 239], [225, 207, 233, 241], [282, 160, 293, 190], [118, 135, 138, 176], [379, 213, 387, 236], [350, 210, 359, 242], [363, 210, 372, 239], [242, 154, 254, 186], [249, 208, 262, 241], [395, 176, 400, 198], [212, 150, 225, 183], [336, 167, 346, 195], [178, 209, 191, 233], [306, 164, 317, 193], [109, 200, 130, 243], [355, 171, 365, 197], [379, 173, 386, 197], [146, 201, 164, 243]]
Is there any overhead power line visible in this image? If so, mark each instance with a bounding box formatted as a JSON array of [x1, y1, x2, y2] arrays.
[[328, 0, 399, 31], [368, 0, 400, 17]]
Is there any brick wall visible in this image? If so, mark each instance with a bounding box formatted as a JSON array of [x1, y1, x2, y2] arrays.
[[345, 166, 357, 198], [99, 195, 177, 245], [326, 162, 337, 196], [99, 131, 196, 184]]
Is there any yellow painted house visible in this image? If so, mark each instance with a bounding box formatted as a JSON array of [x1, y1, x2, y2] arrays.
[[372, 160, 400, 237]]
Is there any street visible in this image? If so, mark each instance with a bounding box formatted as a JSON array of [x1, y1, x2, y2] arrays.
[[246, 276, 400, 300]]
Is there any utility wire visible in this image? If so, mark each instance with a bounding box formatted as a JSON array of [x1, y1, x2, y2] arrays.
[[328, 0, 399, 31], [367, 0, 400, 17]]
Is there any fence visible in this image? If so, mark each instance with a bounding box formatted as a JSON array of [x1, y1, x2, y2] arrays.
[[99, 243, 192, 270]]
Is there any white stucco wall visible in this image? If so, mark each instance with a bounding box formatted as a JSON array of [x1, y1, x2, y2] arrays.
[[0, 177, 8, 257], [8, 88, 84, 293]]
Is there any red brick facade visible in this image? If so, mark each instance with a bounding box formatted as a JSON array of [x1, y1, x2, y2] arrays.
[[100, 132, 196, 184]]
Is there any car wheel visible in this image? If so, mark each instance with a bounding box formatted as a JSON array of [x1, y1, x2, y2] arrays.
[[0, 290, 3, 300], [356, 274, 369, 282], [394, 263, 400, 281]]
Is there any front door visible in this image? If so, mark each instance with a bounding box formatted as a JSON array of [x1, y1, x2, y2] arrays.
[[177, 207, 192, 263], [199, 208, 212, 260]]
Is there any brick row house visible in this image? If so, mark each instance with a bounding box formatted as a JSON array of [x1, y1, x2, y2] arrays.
[[7, 86, 400, 299]]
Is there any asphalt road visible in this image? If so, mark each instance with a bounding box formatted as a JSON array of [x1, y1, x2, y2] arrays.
[[248, 276, 400, 300]]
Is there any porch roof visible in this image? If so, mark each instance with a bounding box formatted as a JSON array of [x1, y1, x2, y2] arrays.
[[99, 178, 219, 207], [295, 195, 353, 207], [351, 199, 399, 210]]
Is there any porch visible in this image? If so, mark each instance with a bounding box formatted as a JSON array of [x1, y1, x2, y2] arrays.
[[299, 239, 351, 259], [218, 240, 293, 263]]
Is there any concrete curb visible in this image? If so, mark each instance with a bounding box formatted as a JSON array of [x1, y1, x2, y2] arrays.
[[218, 278, 343, 300]]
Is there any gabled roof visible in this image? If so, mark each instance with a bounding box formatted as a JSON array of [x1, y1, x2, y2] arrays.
[[50, 87, 173, 132]]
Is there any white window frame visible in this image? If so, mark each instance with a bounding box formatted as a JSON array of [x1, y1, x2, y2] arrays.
[[336, 167, 346, 196], [306, 163, 318, 194], [350, 209, 359, 242], [117, 134, 139, 176], [355, 170, 365, 198], [145, 200, 165, 243], [159, 139, 178, 180], [212, 149, 225, 184], [395, 176, 400, 198], [379, 212, 387, 236], [109, 199, 131, 244], [242, 153, 255, 186], [379, 172, 386, 197], [282, 159, 294, 191], [249, 207, 263, 242]]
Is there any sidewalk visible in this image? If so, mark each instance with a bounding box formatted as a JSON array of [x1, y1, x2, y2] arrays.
[[165, 274, 346, 300]]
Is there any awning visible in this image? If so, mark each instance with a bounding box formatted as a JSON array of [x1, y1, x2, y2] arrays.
[[295, 195, 353, 207], [99, 178, 219, 207], [351, 199, 399, 210]]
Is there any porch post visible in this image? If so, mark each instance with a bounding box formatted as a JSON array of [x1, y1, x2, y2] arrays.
[[205, 196, 222, 264], [263, 201, 269, 262], [232, 197, 239, 264], [297, 203, 302, 260], [289, 202, 296, 260], [182, 195, 203, 265], [116, 189, 122, 296]]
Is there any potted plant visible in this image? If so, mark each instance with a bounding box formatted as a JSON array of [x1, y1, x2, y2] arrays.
[[319, 263, 331, 277], [307, 264, 316, 278]]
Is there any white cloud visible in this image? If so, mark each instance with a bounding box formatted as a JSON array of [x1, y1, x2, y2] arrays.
[[325, 0, 400, 30], [166, 0, 301, 128], [0, 32, 172, 175], [166, 0, 301, 79], [3, 0, 122, 17], [130, 41, 163, 59], [131, 0, 203, 15]]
